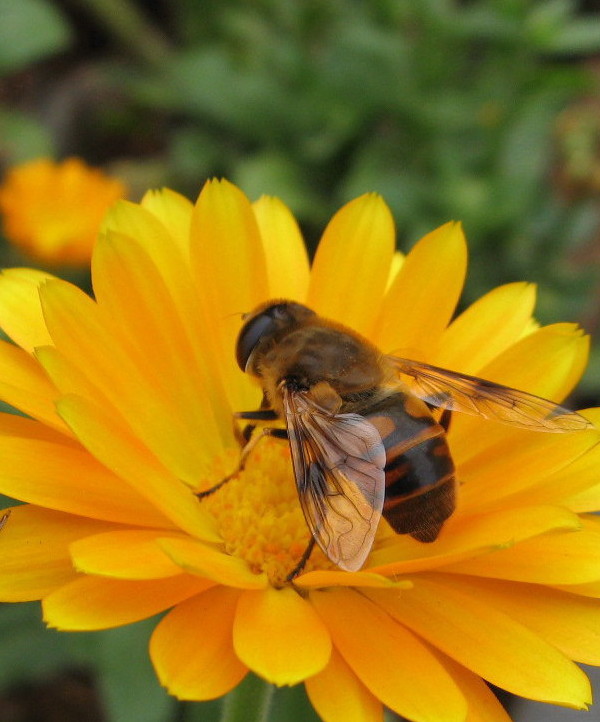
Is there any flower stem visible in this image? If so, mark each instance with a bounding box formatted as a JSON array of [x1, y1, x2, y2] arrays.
[[220, 675, 275, 722]]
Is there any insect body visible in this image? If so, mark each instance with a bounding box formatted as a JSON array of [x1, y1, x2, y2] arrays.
[[222, 300, 592, 574]]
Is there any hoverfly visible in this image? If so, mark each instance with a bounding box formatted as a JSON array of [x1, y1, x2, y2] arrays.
[[201, 300, 592, 577]]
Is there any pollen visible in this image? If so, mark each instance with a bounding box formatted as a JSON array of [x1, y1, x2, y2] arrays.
[[200, 436, 332, 586]]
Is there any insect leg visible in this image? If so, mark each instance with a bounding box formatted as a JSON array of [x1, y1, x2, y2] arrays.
[[235, 394, 279, 443], [286, 537, 316, 582], [438, 408, 452, 433], [0, 510, 10, 531], [197, 425, 287, 499]]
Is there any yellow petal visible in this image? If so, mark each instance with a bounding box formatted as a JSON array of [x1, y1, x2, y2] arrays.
[[477, 322, 589, 400], [456, 423, 600, 513], [435, 650, 515, 722], [305, 647, 383, 722], [374, 222, 467, 357], [444, 520, 600, 585], [307, 194, 394, 336], [385, 251, 405, 291], [92, 230, 231, 469], [99, 200, 234, 449], [43, 574, 211, 631], [233, 587, 331, 685], [367, 505, 580, 575], [0, 268, 54, 351], [295, 570, 411, 590], [140, 187, 193, 255], [70, 530, 185, 579], [189, 179, 268, 412], [41, 274, 231, 483], [435, 575, 600, 665], [0, 341, 66, 432], [150, 586, 248, 700], [0, 505, 119, 601], [57, 394, 218, 541], [449, 323, 590, 464], [368, 574, 591, 709], [0, 414, 172, 527], [433, 282, 537, 373], [311, 588, 467, 722], [158, 537, 268, 589], [252, 195, 310, 302], [533, 410, 600, 511]]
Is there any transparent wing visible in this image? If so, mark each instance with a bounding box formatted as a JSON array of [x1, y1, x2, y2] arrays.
[[388, 357, 592, 432], [283, 386, 386, 571]]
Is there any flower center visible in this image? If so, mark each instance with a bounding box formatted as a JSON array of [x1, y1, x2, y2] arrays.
[[201, 436, 333, 586]]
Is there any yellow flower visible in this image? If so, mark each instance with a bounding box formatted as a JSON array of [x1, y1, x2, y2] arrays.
[[0, 178, 599, 722], [0, 158, 127, 265]]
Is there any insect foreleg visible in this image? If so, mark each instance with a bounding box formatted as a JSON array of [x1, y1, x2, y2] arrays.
[[235, 406, 279, 444], [196, 425, 287, 499]]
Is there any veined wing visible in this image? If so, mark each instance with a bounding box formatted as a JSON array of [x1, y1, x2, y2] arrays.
[[282, 386, 386, 571], [388, 357, 592, 433]]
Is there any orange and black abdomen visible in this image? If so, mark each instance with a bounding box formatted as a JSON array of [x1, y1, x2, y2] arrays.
[[365, 391, 456, 543]]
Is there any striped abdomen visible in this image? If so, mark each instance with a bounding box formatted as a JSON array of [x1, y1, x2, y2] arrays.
[[365, 391, 456, 542]]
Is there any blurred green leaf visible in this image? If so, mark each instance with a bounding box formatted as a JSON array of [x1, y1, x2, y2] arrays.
[[0, 0, 72, 76], [547, 19, 600, 55], [0, 107, 55, 163], [0, 602, 101, 689], [95, 619, 176, 722]]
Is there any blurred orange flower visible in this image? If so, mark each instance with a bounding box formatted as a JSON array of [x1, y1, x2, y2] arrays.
[[0, 158, 126, 265]]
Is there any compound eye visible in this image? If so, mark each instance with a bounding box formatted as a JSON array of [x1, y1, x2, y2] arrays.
[[236, 311, 279, 371]]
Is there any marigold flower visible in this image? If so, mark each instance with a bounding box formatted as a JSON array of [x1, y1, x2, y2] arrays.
[[0, 179, 599, 722], [0, 158, 126, 265]]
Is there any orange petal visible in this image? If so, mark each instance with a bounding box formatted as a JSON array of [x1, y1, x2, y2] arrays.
[[0, 505, 121, 601], [433, 282, 536, 374], [0, 268, 54, 352], [43, 574, 211, 631], [368, 574, 591, 709], [305, 647, 383, 722], [233, 587, 331, 685], [150, 585, 247, 700], [158, 537, 268, 589], [374, 222, 467, 358], [311, 587, 467, 722], [367, 505, 580, 575], [307, 194, 394, 336], [56, 394, 218, 541], [190, 179, 268, 412], [70, 530, 186, 579], [252, 195, 310, 302], [0, 415, 173, 527]]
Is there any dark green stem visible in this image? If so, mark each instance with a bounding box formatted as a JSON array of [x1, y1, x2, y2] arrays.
[[220, 675, 275, 722]]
